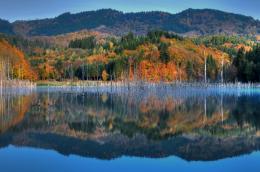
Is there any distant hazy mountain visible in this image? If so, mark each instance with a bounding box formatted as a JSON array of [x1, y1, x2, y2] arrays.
[[1, 9, 260, 36]]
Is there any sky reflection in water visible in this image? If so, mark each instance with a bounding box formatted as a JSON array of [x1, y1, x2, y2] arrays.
[[0, 86, 259, 171]]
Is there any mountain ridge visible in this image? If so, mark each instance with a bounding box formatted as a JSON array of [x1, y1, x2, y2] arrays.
[[1, 8, 260, 36]]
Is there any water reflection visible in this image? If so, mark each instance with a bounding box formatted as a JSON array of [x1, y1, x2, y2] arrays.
[[0, 87, 260, 161]]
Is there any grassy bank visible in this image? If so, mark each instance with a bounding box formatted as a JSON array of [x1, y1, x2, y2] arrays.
[[0, 80, 36, 88], [36, 80, 260, 88], [37, 80, 118, 87]]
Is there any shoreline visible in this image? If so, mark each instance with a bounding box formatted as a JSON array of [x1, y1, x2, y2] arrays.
[[0, 80, 259, 89], [36, 80, 260, 88], [0, 80, 259, 96], [0, 80, 36, 88]]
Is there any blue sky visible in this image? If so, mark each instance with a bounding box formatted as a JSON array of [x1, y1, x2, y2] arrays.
[[1, 0, 260, 22]]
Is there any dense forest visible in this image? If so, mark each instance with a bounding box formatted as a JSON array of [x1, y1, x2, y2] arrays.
[[0, 30, 259, 83], [233, 47, 260, 82], [28, 31, 230, 82]]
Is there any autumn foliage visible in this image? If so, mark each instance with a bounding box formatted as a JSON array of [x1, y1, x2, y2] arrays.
[[0, 39, 37, 80], [0, 31, 233, 82]]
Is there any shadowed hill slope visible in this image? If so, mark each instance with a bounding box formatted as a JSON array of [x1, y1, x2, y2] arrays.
[[0, 9, 257, 36]]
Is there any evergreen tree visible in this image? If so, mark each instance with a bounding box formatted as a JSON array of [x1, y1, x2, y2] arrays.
[[186, 61, 194, 81], [159, 42, 170, 64]]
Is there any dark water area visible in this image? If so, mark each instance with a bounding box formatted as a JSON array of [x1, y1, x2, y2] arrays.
[[0, 86, 260, 172]]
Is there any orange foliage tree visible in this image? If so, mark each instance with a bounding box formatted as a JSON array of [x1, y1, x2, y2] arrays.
[[0, 39, 37, 80]]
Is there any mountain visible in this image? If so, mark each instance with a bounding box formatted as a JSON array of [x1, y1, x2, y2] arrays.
[[5, 8, 260, 37], [0, 19, 14, 35], [174, 9, 260, 35]]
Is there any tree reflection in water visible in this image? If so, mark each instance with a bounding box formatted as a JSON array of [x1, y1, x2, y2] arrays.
[[0, 87, 259, 160]]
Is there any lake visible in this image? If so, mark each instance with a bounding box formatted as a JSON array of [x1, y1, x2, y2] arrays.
[[0, 86, 260, 172]]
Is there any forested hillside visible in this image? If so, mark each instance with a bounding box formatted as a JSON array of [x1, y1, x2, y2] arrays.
[[193, 35, 255, 57], [0, 30, 259, 83], [0, 19, 14, 35], [28, 31, 230, 82], [0, 9, 259, 36]]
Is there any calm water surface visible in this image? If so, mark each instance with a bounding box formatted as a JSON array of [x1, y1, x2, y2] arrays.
[[0, 86, 260, 172]]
